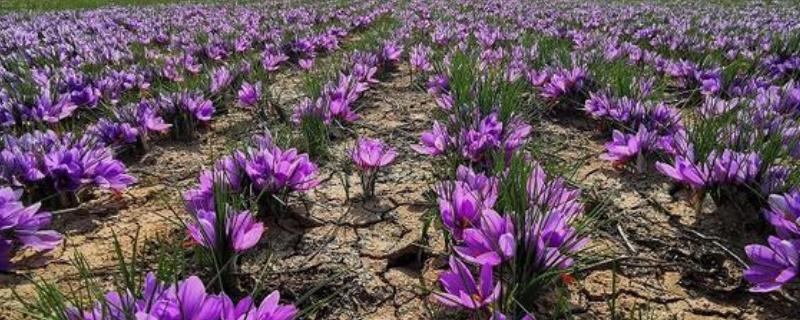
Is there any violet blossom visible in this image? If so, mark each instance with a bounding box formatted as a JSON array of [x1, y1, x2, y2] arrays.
[[350, 137, 397, 198], [434, 256, 500, 310], [0, 187, 61, 271]]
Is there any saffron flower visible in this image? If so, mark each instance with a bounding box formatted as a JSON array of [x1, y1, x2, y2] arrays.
[[187, 208, 264, 253], [524, 163, 588, 270], [237, 81, 261, 108], [380, 41, 403, 65], [410, 44, 433, 72], [210, 66, 233, 94], [27, 93, 78, 124], [350, 137, 398, 171], [88, 119, 139, 147], [412, 121, 450, 156], [460, 113, 503, 163], [655, 152, 708, 189], [454, 209, 515, 266], [245, 143, 319, 194], [0, 130, 135, 198], [763, 190, 800, 240], [744, 236, 799, 292], [262, 46, 290, 72], [70, 272, 297, 320], [437, 167, 499, 241], [0, 187, 61, 270], [435, 256, 500, 310], [350, 137, 397, 198], [238, 290, 298, 320], [299, 58, 314, 71], [601, 126, 654, 171]]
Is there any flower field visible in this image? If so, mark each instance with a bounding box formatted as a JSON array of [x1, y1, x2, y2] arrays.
[[0, 0, 798, 319]]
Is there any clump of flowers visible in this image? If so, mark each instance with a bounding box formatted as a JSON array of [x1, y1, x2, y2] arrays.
[[184, 131, 319, 218], [584, 92, 684, 171], [414, 111, 531, 168], [88, 101, 171, 151], [433, 161, 588, 319], [67, 272, 297, 320], [243, 133, 320, 201], [0, 187, 61, 271], [350, 137, 398, 199], [158, 92, 215, 139], [744, 235, 799, 293], [183, 131, 318, 284], [601, 125, 655, 172], [0, 130, 136, 207], [537, 66, 588, 102]]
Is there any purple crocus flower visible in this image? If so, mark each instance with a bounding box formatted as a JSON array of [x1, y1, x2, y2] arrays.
[[137, 101, 172, 134], [88, 158, 137, 191], [491, 312, 536, 320], [655, 151, 708, 189], [601, 126, 653, 170], [540, 66, 587, 100], [350, 138, 397, 171], [29, 93, 78, 123], [238, 290, 298, 320], [707, 149, 760, 185], [584, 93, 612, 119], [523, 163, 588, 270], [176, 275, 223, 319], [527, 209, 588, 270], [245, 145, 319, 193], [70, 272, 297, 320], [454, 209, 515, 266], [0, 187, 61, 271], [183, 54, 202, 74], [696, 68, 722, 96], [69, 86, 101, 108], [262, 46, 290, 72], [237, 81, 261, 109], [380, 41, 403, 64], [350, 137, 397, 199], [763, 190, 800, 240], [44, 147, 85, 192], [210, 67, 233, 94], [460, 113, 503, 163], [298, 58, 314, 71], [412, 121, 450, 156], [88, 119, 139, 147], [438, 174, 498, 241], [187, 208, 264, 253], [434, 256, 500, 310], [323, 74, 363, 123], [744, 236, 799, 292], [502, 118, 532, 161], [182, 94, 215, 122], [410, 44, 433, 72]]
